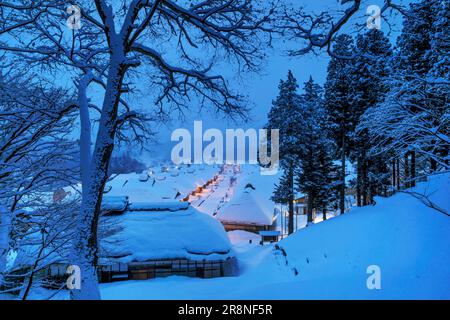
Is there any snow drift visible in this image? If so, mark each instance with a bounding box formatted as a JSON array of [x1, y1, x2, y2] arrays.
[[237, 172, 450, 299]]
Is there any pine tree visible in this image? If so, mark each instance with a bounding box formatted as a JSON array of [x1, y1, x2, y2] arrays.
[[266, 70, 303, 234], [272, 171, 295, 205], [315, 103, 341, 220], [427, 0, 450, 167], [323, 34, 355, 215], [396, 0, 437, 76], [429, 0, 450, 80], [349, 29, 392, 205], [296, 77, 338, 224], [358, 0, 450, 187], [315, 141, 340, 220], [394, 0, 448, 175], [396, 0, 441, 176]]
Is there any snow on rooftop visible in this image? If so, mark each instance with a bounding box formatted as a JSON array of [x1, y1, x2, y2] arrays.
[[100, 205, 234, 264], [128, 201, 189, 212], [104, 164, 222, 203], [102, 195, 129, 212], [213, 165, 281, 226], [227, 230, 262, 245], [216, 188, 275, 226]]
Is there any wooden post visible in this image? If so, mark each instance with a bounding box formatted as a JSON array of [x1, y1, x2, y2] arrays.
[[411, 151, 416, 187], [396, 158, 400, 190], [280, 204, 283, 238], [288, 166, 294, 234], [405, 152, 410, 189], [340, 135, 346, 215], [357, 159, 362, 206], [392, 158, 396, 193], [362, 158, 368, 206]]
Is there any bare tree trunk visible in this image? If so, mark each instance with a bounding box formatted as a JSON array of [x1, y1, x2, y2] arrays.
[[20, 244, 45, 300], [396, 158, 400, 190], [367, 158, 375, 204], [307, 193, 314, 225], [392, 158, 396, 192], [280, 205, 284, 237], [79, 71, 93, 188], [404, 152, 410, 189], [411, 151, 416, 187], [340, 134, 346, 214], [0, 208, 12, 287], [70, 55, 127, 300], [362, 159, 368, 206], [356, 158, 362, 207], [288, 166, 294, 234], [430, 158, 437, 172], [322, 208, 327, 221]]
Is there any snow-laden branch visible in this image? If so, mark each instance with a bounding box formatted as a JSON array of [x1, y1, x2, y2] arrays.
[[278, 0, 406, 56]]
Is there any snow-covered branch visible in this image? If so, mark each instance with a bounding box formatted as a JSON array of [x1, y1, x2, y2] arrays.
[[278, 0, 406, 56]]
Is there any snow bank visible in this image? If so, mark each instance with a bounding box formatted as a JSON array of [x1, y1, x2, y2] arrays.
[[96, 173, 450, 300], [239, 172, 450, 299], [100, 205, 234, 263]]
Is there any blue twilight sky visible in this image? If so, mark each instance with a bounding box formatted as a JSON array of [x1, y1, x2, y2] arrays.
[[134, 0, 409, 161], [35, 0, 407, 161]]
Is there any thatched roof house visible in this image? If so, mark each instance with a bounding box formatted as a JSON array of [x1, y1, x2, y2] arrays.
[[216, 188, 277, 232], [97, 202, 237, 281]]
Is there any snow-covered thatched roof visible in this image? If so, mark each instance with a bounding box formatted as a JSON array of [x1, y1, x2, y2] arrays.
[[216, 188, 275, 226], [102, 164, 222, 203], [99, 204, 233, 264], [102, 195, 129, 212], [128, 201, 189, 212]]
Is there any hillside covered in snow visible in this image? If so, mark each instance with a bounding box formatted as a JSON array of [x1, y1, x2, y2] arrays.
[[97, 172, 450, 300], [238, 172, 450, 299]]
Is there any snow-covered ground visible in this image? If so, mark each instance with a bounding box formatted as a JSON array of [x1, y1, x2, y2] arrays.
[[98, 233, 271, 300], [97, 172, 450, 300], [7, 169, 449, 300]]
